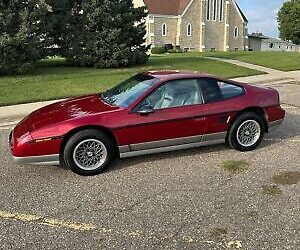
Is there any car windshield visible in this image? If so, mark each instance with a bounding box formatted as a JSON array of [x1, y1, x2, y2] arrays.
[[101, 74, 159, 107]]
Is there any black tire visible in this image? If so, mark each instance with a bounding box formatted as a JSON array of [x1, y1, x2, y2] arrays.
[[63, 129, 115, 176], [228, 112, 265, 152]]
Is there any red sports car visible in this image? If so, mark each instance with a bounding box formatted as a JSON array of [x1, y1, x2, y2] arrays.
[[10, 71, 285, 175]]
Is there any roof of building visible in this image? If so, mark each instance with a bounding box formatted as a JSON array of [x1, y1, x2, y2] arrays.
[[143, 0, 191, 15], [248, 33, 269, 40], [143, 0, 248, 22], [235, 2, 248, 22]]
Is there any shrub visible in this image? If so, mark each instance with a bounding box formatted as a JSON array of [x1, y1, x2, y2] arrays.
[[0, 0, 47, 75], [63, 0, 149, 68], [167, 49, 183, 53], [0, 0, 150, 74], [151, 46, 166, 54], [0, 35, 40, 75]]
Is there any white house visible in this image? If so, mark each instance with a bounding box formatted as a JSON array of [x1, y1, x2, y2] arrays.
[[248, 33, 299, 52]]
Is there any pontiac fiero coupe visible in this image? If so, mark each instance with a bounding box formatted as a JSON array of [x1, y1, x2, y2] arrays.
[[10, 71, 285, 175]]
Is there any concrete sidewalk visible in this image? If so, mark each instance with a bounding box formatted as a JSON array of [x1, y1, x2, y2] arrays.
[[0, 99, 63, 127], [232, 70, 300, 85], [207, 56, 300, 84], [206, 57, 283, 74]]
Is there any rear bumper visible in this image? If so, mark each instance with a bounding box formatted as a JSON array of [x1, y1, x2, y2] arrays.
[[268, 118, 284, 132], [12, 154, 60, 166]]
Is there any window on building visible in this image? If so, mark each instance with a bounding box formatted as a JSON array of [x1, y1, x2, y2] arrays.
[[234, 26, 238, 37], [206, 0, 211, 20], [162, 23, 167, 36], [213, 0, 217, 21], [269, 43, 274, 48], [187, 23, 192, 36], [219, 0, 224, 21]]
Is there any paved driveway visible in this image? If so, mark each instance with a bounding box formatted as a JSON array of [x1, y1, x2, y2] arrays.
[[272, 82, 300, 107], [0, 83, 299, 250]]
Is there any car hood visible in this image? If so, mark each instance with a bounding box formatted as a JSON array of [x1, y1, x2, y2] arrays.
[[26, 94, 119, 131]]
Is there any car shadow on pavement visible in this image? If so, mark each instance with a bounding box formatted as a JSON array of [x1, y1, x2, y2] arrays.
[[106, 144, 232, 174]]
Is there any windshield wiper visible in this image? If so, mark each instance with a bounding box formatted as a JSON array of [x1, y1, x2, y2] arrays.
[[101, 92, 117, 105], [100, 93, 111, 104]]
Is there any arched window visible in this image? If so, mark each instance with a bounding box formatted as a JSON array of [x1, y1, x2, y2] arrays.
[[206, 0, 210, 20], [162, 23, 167, 36], [219, 0, 224, 21], [234, 26, 239, 37], [187, 23, 192, 36], [213, 0, 217, 21]]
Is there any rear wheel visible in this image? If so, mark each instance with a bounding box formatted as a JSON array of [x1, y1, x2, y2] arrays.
[[228, 112, 265, 151], [63, 129, 115, 176]]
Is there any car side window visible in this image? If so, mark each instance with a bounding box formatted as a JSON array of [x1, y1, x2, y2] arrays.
[[199, 78, 244, 103], [198, 78, 223, 103], [217, 81, 244, 99], [140, 79, 203, 110]]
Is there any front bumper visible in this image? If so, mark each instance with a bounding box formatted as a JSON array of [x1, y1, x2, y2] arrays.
[[12, 154, 60, 166], [9, 129, 61, 166]]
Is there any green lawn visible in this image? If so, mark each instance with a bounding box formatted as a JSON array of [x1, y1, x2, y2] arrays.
[[205, 51, 300, 71], [0, 54, 261, 106]]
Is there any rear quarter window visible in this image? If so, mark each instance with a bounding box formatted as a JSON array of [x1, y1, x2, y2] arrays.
[[217, 81, 244, 99], [199, 78, 244, 104]]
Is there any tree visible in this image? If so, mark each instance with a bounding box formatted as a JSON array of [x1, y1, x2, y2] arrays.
[[0, 0, 48, 75], [43, 0, 75, 57], [278, 0, 300, 45], [64, 0, 149, 68], [0, 0, 149, 75]]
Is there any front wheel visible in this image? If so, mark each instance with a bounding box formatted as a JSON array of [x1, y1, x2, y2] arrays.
[[63, 129, 115, 176], [228, 112, 265, 151]]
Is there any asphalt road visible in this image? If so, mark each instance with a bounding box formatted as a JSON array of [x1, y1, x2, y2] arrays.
[[0, 83, 299, 250]]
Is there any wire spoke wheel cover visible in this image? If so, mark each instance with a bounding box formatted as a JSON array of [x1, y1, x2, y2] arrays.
[[236, 120, 261, 147], [73, 139, 108, 171]]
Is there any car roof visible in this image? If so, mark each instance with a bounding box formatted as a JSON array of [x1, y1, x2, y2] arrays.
[[141, 70, 216, 81]]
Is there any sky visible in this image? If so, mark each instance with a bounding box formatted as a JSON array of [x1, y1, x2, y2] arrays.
[[236, 0, 287, 38]]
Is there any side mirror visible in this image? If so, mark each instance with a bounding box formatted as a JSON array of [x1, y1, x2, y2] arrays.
[[137, 104, 154, 115]]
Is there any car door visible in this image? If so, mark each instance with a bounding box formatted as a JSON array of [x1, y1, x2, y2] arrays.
[[119, 78, 208, 150], [197, 77, 245, 135]]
